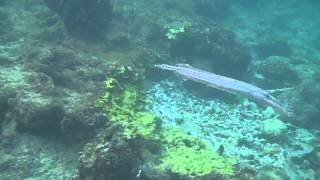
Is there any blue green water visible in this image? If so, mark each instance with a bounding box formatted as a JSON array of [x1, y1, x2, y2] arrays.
[[0, 0, 319, 179]]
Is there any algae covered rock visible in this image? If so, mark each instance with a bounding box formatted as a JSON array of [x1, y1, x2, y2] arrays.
[[98, 81, 161, 139], [97, 64, 159, 139], [160, 128, 237, 178]]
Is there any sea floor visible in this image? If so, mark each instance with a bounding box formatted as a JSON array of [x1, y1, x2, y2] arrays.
[[0, 134, 79, 179]]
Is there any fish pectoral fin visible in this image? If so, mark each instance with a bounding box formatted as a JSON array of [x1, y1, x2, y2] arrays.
[[266, 87, 294, 94]]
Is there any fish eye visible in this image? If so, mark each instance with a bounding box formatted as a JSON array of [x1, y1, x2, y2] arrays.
[[264, 94, 271, 99], [264, 94, 276, 102]]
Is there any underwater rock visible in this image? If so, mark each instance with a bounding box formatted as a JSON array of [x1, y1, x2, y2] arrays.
[[287, 128, 315, 168], [24, 47, 79, 88], [61, 101, 106, 141], [0, 86, 16, 143], [7, 94, 64, 137], [35, 12, 66, 43], [0, 87, 12, 124], [0, 149, 13, 171], [256, 168, 289, 180], [78, 124, 138, 180], [0, 54, 12, 66], [0, 10, 11, 36], [299, 147, 320, 170], [235, 168, 256, 180], [194, 0, 231, 19], [256, 40, 292, 59], [261, 118, 288, 142], [291, 81, 320, 128], [257, 56, 300, 88], [23, 46, 101, 90], [169, 25, 251, 78], [44, 0, 113, 39]]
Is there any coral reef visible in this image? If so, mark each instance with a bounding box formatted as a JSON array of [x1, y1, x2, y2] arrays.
[[261, 118, 288, 142]]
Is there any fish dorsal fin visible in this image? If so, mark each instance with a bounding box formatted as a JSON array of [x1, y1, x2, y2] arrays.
[[176, 63, 192, 68], [154, 64, 177, 71]]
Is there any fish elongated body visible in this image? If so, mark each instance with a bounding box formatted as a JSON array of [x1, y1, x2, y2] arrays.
[[155, 64, 293, 117]]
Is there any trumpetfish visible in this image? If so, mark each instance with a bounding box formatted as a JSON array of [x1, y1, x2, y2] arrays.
[[155, 63, 293, 118]]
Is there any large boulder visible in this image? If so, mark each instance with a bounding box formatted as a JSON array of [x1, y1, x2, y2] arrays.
[[44, 0, 113, 39], [61, 100, 106, 141], [7, 94, 64, 137], [256, 40, 292, 59], [257, 56, 300, 88], [170, 25, 251, 78], [291, 81, 320, 128], [78, 124, 139, 180], [194, 0, 231, 19], [0, 10, 11, 36]]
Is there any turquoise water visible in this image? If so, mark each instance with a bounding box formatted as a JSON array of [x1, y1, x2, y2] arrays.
[[0, 0, 319, 179]]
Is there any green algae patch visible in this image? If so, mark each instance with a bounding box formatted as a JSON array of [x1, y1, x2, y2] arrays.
[[97, 65, 160, 139], [160, 129, 237, 177], [133, 112, 161, 137], [99, 85, 160, 139]]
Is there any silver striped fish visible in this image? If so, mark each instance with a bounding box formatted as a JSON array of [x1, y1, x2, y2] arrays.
[[155, 63, 293, 118]]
